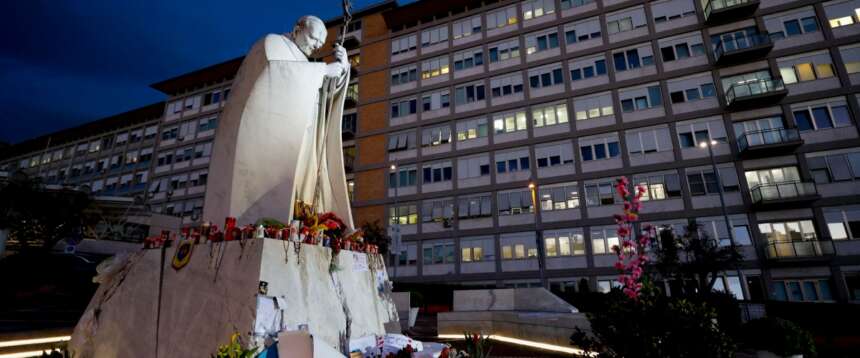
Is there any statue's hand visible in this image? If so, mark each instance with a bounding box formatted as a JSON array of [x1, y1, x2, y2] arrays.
[[334, 45, 349, 70]]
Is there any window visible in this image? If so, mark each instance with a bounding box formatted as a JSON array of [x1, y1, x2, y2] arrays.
[[545, 229, 586, 257], [389, 204, 418, 225], [532, 102, 569, 127], [660, 38, 705, 62], [823, 205, 860, 240], [561, 0, 594, 10], [539, 183, 580, 211], [456, 117, 489, 141], [606, 7, 646, 35], [390, 98, 417, 118], [839, 44, 860, 73], [498, 190, 534, 215], [422, 161, 453, 184], [771, 279, 833, 302], [387, 131, 416, 152], [591, 226, 621, 254], [564, 18, 602, 44], [651, 0, 696, 25], [669, 83, 716, 103], [422, 241, 455, 265], [525, 30, 560, 54], [488, 38, 521, 62], [620, 85, 663, 112], [453, 16, 481, 39], [345, 19, 361, 33], [492, 110, 528, 134], [574, 92, 614, 120], [487, 6, 518, 29], [421, 56, 450, 80], [203, 89, 222, 106], [627, 127, 672, 155], [607, 17, 633, 34], [490, 73, 524, 97], [198, 116, 218, 132], [522, 0, 555, 20], [807, 151, 860, 184], [391, 34, 417, 55], [457, 194, 493, 218], [569, 56, 607, 81], [696, 216, 753, 246], [535, 141, 574, 168], [612, 47, 654, 71], [677, 119, 727, 148], [421, 199, 454, 224], [458, 155, 491, 179], [391, 65, 418, 86], [585, 180, 621, 206], [421, 90, 450, 112], [778, 51, 835, 84], [495, 151, 531, 173], [824, 0, 860, 28], [687, 167, 739, 195], [580, 137, 620, 161], [633, 172, 681, 201], [454, 82, 486, 105], [767, 9, 820, 41], [421, 25, 449, 47], [422, 125, 451, 147], [792, 98, 853, 131], [528, 64, 564, 89], [461, 237, 494, 262], [453, 47, 484, 71], [745, 166, 801, 189]]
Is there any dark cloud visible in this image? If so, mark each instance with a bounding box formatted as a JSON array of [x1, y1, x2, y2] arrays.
[[0, 0, 365, 144]]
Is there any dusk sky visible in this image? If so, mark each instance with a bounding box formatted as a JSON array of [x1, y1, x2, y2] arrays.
[[0, 0, 384, 144]]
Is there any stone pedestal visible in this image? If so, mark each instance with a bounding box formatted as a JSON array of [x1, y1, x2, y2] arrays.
[[69, 239, 398, 357]]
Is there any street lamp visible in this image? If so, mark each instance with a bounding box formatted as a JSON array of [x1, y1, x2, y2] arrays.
[[389, 164, 400, 279], [528, 180, 548, 289], [699, 140, 749, 300]]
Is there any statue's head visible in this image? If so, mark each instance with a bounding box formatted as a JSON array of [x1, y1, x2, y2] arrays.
[[292, 15, 327, 57]]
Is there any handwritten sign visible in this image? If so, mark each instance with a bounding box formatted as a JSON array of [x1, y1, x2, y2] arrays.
[[353, 252, 368, 272]]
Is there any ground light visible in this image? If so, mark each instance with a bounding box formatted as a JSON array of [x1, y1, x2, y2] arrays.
[[0, 335, 71, 358], [437, 334, 595, 356]]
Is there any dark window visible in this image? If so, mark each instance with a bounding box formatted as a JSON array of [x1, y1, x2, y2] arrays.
[[812, 107, 833, 129], [784, 20, 802, 36], [608, 142, 620, 157], [621, 99, 635, 112], [520, 157, 530, 170], [594, 144, 606, 159], [580, 146, 593, 161], [583, 66, 594, 78], [595, 60, 607, 75], [671, 91, 686, 103], [661, 46, 676, 61], [626, 49, 640, 69], [793, 110, 814, 131], [571, 69, 582, 80], [801, 17, 818, 33], [566, 30, 577, 44], [679, 132, 695, 148], [675, 44, 690, 59], [489, 48, 499, 62], [614, 52, 627, 71]]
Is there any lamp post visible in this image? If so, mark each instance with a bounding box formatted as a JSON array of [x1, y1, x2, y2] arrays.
[[390, 164, 400, 279], [699, 140, 749, 300], [528, 181, 547, 289]]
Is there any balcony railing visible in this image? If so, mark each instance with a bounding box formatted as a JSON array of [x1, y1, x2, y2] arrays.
[[714, 33, 773, 64], [750, 181, 817, 204], [725, 78, 786, 107], [765, 239, 834, 259], [737, 128, 802, 153], [704, 0, 760, 24]]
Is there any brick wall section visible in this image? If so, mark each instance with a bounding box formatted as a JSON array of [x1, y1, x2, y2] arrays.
[[355, 168, 386, 201], [362, 13, 389, 40], [356, 134, 386, 166], [358, 102, 388, 133], [354, 205, 386, 227]]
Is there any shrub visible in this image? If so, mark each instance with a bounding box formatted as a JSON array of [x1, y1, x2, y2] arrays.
[[741, 317, 816, 357]]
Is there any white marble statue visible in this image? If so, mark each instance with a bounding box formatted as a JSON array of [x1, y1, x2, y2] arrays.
[[203, 15, 354, 229]]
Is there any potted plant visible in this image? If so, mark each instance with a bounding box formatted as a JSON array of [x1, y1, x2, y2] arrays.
[[741, 317, 816, 358]]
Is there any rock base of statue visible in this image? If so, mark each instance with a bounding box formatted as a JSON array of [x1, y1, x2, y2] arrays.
[[68, 239, 398, 357]]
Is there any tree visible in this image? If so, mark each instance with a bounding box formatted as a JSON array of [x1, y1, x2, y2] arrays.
[[652, 223, 743, 297], [0, 172, 92, 251], [360, 220, 389, 255]]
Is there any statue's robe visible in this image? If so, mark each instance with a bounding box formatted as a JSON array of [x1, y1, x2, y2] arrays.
[[203, 34, 353, 229]]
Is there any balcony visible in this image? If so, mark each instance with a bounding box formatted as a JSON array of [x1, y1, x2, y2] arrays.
[[724, 78, 787, 109], [704, 0, 760, 25], [345, 86, 358, 108], [737, 128, 803, 158], [750, 181, 818, 207], [765, 239, 834, 260], [713, 33, 773, 66]]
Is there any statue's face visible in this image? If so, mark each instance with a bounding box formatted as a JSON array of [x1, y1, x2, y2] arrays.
[[294, 18, 327, 57]]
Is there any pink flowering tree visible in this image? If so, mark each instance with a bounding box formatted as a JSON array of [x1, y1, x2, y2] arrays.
[[611, 176, 654, 300]]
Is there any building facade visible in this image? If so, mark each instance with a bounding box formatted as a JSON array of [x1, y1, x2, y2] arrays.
[[3, 0, 860, 304]]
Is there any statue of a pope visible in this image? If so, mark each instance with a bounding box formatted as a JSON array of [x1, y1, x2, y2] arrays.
[[203, 15, 354, 229]]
